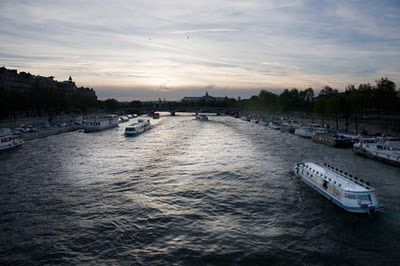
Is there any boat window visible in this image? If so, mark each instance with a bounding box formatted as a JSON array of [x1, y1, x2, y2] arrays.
[[346, 194, 356, 199], [357, 194, 371, 201]]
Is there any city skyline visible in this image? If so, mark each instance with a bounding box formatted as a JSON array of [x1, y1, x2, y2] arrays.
[[1, 0, 400, 100]]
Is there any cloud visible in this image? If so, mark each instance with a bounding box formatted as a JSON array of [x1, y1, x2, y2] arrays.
[[170, 28, 238, 34], [0, 0, 399, 99]]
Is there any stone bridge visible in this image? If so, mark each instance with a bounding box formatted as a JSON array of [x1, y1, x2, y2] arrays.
[[124, 107, 241, 116]]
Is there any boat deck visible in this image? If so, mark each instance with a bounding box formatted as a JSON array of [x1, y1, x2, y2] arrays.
[[303, 163, 373, 192]]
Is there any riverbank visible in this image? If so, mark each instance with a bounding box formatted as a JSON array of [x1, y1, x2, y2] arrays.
[[291, 115, 400, 136], [20, 125, 83, 141], [244, 111, 400, 136], [0, 113, 109, 141]]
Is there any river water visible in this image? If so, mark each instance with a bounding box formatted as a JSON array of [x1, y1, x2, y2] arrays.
[[1, 115, 399, 265]]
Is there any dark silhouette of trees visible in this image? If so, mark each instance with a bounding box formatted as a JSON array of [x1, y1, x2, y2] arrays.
[[241, 77, 399, 132]]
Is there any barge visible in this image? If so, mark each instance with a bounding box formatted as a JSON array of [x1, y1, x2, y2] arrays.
[[353, 138, 400, 166]]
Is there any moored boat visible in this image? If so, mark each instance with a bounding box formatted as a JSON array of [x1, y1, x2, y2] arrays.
[[119, 116, 130, 123], [294, 126, 312, 138], [124, 119, 151, 136], [258, 120, 269, 126], [280, 121, 296, 133], [353, 138, 400, 166], [269, 121, 281, 130], [312, 133, 353, 148], [293, 162, 381, 214], [84, 115, 119, 133], [195, 115, 209, 121], [0, 128, 24, 151]]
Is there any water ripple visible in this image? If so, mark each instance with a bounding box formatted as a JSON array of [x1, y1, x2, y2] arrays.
[[0, 115, 399, 265]]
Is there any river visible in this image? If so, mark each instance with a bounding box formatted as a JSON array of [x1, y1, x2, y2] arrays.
[[1, 115, 399, 265]]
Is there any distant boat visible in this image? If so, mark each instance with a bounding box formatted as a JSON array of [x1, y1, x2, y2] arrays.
[[294, 126, 312, 137], [196, 115, 209, 121], [353, 137, 400, 166], [250, 117, 259, 123], [124, 119, 151, 136], [258, 120, 268, 126], [0, 129, 24, 151], [295, 125, 327, 138], [118, 116, 129, 123], [280, 121, 298, 133], [312, 133, 353, 148], [269, 121, 281, 130], [84, 115, 119, 133], [293, 162, 381, 214]]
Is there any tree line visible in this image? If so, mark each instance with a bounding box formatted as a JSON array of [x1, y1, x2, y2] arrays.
[[241, 77, 400, 130]]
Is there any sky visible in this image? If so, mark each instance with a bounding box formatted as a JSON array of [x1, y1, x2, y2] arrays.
[[1, 0, 400, 101]]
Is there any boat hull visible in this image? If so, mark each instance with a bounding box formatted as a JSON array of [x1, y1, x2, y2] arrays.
[[0, 139, 24, 151], [280, 126, 295, 133], [353, 144, 400, 166], [312, 134, 353, 148], [84, 123, 118, 133], [294, 131, 312, 138]]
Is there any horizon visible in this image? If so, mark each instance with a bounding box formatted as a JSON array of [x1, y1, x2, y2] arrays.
[[1, 0, 400, 100]]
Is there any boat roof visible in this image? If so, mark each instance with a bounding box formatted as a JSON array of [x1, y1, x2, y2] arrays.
[[304, 162, 374, 193]]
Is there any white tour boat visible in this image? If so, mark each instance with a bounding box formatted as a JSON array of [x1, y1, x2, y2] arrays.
[[84, 115, 119, 133], [0, 128, 24, 151], [124, 119, 151, 136], [293, 162, 381, 214], [353, 138, 400, 166]]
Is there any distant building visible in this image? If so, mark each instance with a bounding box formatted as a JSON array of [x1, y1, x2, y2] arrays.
[[181, 91, 228, 102], [0, 67, 97, 101], [0, 67, 35, 92]]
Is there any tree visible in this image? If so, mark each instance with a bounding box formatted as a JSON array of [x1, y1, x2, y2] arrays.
[[326, 94, 341, 130], [103, 98, 120, 112], [313, 96, 327, 125]]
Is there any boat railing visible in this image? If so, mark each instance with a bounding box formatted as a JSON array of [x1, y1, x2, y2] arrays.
[[322, 163, 374, 190]]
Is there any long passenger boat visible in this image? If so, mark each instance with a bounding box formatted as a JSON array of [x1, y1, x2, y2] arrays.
[[293, 162, 381, 214], [84, 115, 119, 133]]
